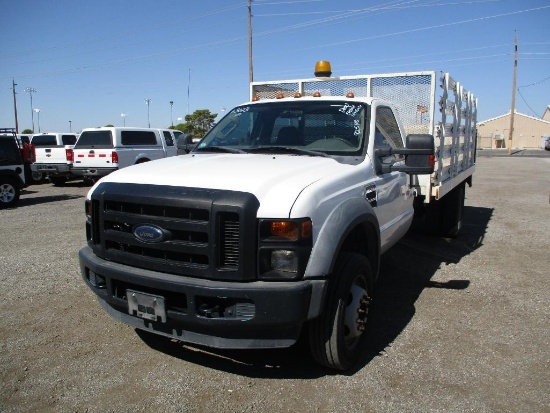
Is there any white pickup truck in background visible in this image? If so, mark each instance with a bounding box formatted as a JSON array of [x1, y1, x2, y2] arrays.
[[71, 127, 178, 183], [79, 62, 477, 371], [30, 132, 79, 185]]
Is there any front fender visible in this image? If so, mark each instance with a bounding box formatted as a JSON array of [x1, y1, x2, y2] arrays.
[[304, 197, 380, 279]]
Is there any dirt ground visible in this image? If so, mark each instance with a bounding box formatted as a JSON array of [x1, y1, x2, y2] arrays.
[[1, 154, 549, 413]]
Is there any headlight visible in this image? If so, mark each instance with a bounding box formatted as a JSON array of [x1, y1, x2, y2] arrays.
[[258, 219, 312, 280], [271, 250, 298, 273]]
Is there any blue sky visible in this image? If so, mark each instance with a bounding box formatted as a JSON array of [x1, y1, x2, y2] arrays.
[[1, 0, 549, 133]]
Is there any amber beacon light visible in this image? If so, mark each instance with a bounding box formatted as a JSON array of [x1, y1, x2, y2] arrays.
[[314, 61, 332, 77]]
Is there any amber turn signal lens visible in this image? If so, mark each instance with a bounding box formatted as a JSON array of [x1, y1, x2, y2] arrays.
[[271, 221, 299, 240]]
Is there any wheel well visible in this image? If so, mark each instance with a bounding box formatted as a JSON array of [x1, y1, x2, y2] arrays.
[[0, 170, 24, 188], [339, 221, 379, 280], [135, 158, 150, 164]]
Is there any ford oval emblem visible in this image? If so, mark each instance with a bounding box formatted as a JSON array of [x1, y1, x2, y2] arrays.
[[133, 224, 168, 243]]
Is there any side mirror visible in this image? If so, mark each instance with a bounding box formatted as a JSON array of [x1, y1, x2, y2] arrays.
[[176, 133, 196, 154], [375, 134, 435, 175]]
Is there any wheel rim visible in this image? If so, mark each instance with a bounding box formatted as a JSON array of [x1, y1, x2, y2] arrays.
[[0, 183, 15, 203], [343, 275, 370, 350]]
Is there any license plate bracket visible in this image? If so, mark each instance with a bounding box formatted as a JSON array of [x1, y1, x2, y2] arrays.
[[127, 289, 167, 323]]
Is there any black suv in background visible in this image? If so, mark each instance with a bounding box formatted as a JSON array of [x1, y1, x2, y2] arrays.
[[0, 130, 26, 208]]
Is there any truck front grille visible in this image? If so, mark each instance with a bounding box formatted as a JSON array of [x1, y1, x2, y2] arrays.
[[88, 183, 259, 281]]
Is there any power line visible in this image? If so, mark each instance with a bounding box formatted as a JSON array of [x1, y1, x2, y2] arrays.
[[517, 88, 540, 118], [516, 75, 550, 118], [254, 0, 507, 16], [0, 3, 244, 60], [286, 5, 550, 53], [0, 16, 246, 71], [3, 3, 548, 83]]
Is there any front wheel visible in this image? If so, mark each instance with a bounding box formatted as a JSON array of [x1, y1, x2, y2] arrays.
[[308, 252, 374, 371], [0, 178, 21, 209]]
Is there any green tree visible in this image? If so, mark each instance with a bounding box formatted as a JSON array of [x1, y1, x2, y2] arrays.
[[172, 109, 217, 139], [21, 129, 33, 134]]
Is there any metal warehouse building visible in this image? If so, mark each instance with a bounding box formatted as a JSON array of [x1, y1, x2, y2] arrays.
[[477, 106, 550, 149]]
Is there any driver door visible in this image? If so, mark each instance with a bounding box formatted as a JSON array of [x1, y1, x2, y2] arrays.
[[370, 106, 413, 251]]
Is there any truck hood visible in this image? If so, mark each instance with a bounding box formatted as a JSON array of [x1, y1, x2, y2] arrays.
[[91, 153, 351, 217]]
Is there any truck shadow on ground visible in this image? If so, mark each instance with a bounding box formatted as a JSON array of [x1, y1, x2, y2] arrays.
[[137, 205, 494, 378], [18, 190, 84, 207]]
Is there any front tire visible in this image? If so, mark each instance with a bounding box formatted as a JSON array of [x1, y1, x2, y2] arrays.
[[308, 252, 373, 371], [0, 178, 21, 209]]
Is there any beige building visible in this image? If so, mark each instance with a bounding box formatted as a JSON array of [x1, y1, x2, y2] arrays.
[[477, 109, 550, 149]]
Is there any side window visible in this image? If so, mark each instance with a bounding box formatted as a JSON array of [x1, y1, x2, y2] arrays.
[[121, 131, 157, 145], [162, 131, 174, 146], [0, 139, 21, 165], [376, 107, 404, 149], [62, 135, 77, 145], [375, 106, 404, 168]]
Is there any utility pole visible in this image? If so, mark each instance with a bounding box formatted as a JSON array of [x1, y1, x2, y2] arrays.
[[508, 32, 518, 155], [248, 0, 253, 83], [12, 79, 19, 134]]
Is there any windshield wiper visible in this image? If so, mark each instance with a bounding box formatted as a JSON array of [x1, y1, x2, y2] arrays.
[[195, 146, 246, 154], [246, 146, 331, 158]]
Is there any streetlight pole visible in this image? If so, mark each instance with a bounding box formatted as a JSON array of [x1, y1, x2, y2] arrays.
[[25, 87, 37, 132], [144, 99, 151, 128], [121, 113, 127, 126], [34, 108, 42, 133], [69, 120, 72, 132], [170, 101, 174, 127]]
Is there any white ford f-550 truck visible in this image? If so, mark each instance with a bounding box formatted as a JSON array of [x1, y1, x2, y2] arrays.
[[79, 62, 477, 370]]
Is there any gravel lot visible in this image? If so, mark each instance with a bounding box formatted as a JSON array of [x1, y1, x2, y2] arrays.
[[1, 154, 549, 413]]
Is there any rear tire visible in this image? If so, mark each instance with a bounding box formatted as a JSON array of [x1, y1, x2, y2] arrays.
[[441, 182, 465, 238], [0, 178, 21, 209], [423, 182, 465, 238], [308, 252, 373, 371]]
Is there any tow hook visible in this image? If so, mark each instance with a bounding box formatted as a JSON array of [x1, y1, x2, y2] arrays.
[[198, 303, 221, 318]]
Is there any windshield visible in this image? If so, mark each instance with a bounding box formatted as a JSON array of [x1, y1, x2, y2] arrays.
[[195, 101, 368, 157]]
